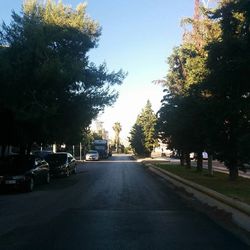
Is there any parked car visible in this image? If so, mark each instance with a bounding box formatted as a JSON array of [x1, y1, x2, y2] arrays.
[[189, 152, 208, 160], [190, 152, 195, 160], [202, 152, 208, 160], [45, 152, 76, 177], [0, 155, 50, 192], [239, 162, 250, 173], [85, 150, 99, 161]]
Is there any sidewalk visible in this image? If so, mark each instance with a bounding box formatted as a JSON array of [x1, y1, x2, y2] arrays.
[[205, 160, 250, 179]]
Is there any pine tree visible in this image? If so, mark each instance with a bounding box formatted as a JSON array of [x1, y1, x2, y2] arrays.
[[0, 0, 125, 154], [129, 100, 157, 156]]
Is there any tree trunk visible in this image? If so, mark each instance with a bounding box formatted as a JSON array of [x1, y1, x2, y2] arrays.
[[19, 144, 26, 155], [185, 152, 191, 168], [228, 161, 238, 181], [1, 145, 6, 158], [180, 151, 185, 166], [196, 152, 203, 172], [207, 154, 213, 176]]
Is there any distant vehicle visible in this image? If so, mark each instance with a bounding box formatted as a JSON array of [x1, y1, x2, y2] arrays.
[[85, 150, 99, 161], [190, 152, 195, 160], [45, 152, 76, 177], [202, 152, 208, 160], [92, 140, 109, 159], [190, 152, 208, 160], [0, 155, 50, 192]]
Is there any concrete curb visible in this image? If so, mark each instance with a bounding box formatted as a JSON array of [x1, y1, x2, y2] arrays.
[[144, 163, 250, 244]]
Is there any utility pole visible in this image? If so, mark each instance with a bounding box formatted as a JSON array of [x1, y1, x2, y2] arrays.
[[80, 142, 82, 161]]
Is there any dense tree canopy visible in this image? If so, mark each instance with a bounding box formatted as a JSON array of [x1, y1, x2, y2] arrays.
[[202, 0, 250, 179], [157, 41, 211, 169], [129, 100, 157, 156], [129, 123, 146, 156], [157, 0, 250, 180], [0, 0, 125, 154]]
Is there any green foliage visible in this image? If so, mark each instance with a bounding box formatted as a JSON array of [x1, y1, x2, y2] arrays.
[[129, 124, 147, 156], [129, 100, 157, 156], [158, 2, 214, 167], [202, 0, 250, 179], [0, 0, 126, 153], [90, 132, 102, 141], [158, 42, 210, 168], [158, 0, 250, 180]]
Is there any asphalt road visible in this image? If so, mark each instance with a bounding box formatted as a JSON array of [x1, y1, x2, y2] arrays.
[[0, 155, 248, 250]]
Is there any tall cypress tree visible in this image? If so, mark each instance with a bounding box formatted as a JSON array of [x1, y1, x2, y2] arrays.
[[129, 100, 157, 156]]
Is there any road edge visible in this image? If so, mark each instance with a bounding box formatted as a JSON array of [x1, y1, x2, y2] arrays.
[[142, 162, 250, 246]]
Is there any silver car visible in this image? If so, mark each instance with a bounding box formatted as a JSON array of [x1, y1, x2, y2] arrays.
[[85, 150, 99, 161]]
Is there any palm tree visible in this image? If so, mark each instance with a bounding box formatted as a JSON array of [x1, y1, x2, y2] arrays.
[[112, 122, 122, 153]]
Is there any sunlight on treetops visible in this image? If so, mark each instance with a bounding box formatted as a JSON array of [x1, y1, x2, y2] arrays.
[[22, 0, 100, 34]]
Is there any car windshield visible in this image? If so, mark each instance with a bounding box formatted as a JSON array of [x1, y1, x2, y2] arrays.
[[33, 151, 53, 159], [45, 154, 67, 163], [94, 145, 105, 150], [87, 150, 98, 154]]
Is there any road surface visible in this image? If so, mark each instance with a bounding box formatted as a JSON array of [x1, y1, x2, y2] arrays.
[[0, 155, 248, 249]]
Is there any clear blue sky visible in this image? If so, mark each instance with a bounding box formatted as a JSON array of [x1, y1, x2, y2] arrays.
[[0, 0, 194, 143]]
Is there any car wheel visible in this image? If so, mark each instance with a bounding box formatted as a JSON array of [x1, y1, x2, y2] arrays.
[[45, 172, 50, 184], [25, 177, 34, 192]]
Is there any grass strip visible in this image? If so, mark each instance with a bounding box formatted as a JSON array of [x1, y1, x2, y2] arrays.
[[155, 163, 250, 206]]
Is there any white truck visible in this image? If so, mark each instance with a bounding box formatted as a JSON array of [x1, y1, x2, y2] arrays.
[[92, 140, 109, 159]]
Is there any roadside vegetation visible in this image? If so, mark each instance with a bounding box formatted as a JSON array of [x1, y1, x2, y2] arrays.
[[113, 122, 122, 153], [157, 0, 250, 181], [155, 163, 250, 205], [129, 100, 158, 157], [0, 0, 126, 156], [130, 0, 250, 181]]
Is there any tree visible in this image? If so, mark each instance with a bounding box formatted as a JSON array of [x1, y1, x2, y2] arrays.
[[129, 100, 157, 156], [129, 124, 146, 156], [0, 0, 125, 155], [112, 122, 122, 152], [201, 0, 250, 180], [157, 2, 221, 170], [157, 89, 211, 170], [158, 0, 250, 180], [157, 44, 209, 169]]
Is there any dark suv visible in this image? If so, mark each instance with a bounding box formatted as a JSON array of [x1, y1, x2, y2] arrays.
[[0, 155, 50, 192], [45, 152, 76, 177]]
